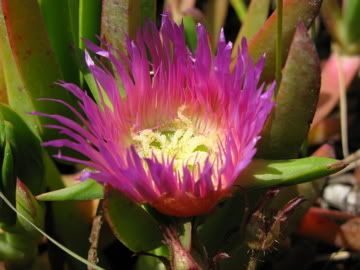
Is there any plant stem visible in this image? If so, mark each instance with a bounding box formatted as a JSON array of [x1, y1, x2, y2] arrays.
[[88, 200, 103, 270], [335, 51, 349, 158]]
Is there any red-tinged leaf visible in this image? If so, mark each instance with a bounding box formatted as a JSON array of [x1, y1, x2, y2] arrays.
[[16, 180, 44, 239], [0, 0, 76, 141], [298, 209, 360, 251], [312, 54, 360, 126], [298, 207, 342, 245], [312, 143, 336, 158], [235, 0, 322, 81], [0, 11, 41, 136], [232, 0, 270, 56], [0, 58, 7, 103], [257, 23, 320, 159]]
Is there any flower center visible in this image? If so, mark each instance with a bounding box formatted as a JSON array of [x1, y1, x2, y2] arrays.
[[131, 106, 220, 172]]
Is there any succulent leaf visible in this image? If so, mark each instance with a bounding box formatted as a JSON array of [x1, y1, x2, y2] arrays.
[[104, 187, 163, 252], [36, 179, 104, 201], [237, 0, 322, 81], [257, 22, 320, 158]]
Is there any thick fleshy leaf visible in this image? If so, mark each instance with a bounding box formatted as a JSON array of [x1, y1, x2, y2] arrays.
[[16, 180, 44, 239], [140, 0, 156, 24], [257, 23, 320, 158], [199, 155, 343, 258], [0, 59, 7, 103], [232, 0, 270, 55], [0, 105, 44, 195], [79, 0, 101, 48], [205, 0, 228, 50], [104, 187, 163, 252], [99, 0, 155, 101], [183, 16, 197, 52], [0, 121, 16, 226], [0, 0, 76, 141], [101, 0, 141, 49], [36, 179, 104, 201], [344, 0, 360, 44], [198, 189, 263, 257], [0, 234, 24, 261], [239, 157, 345, 190], [0, 7, 40, 135], [237, 0, 322, 81], [38, 0, 80, 84], [101, 0, 156, 47]]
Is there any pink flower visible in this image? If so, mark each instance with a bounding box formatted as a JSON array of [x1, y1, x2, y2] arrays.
[[39, 16, 274, 217]]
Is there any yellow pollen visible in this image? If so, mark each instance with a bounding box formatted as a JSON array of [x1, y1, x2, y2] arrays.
[[131, 106, 220, 172]]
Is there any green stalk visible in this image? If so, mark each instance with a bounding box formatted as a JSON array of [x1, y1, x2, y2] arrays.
[[275, 0, 283, 92]]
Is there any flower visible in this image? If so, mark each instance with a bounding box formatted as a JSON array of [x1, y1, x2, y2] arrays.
[[38, 15, 274, 217]]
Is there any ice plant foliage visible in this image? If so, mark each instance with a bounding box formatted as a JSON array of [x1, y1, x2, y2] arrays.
[[38, 16, 274, 217]]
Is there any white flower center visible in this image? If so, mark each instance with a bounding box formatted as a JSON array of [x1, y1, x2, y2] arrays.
[[131, 106, 220, 172]]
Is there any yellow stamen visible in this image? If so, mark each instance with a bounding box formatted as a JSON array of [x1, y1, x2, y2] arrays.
[[131, 106, 220, 172]]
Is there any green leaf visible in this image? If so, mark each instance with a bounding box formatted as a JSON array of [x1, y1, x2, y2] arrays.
[[79, 0, 102, 48], [199, 156, 344, 257], [0, 0, 76, 141], [104, 187, 163, 252], [101, 0, 156, 48], [67, 0, 80, 50], [37, 179, 104, 201], [101, 0, 141, 50], [0, 123, 16, 226], [232, 0, 270, 54], [0, 105, 44, 195], [344, 0, 360, 44], [183, 16, 197, 52], [38, 0, 80, 84], [235, 0, 322, 81], [15, 180, 44, 239], [99, 0, 156, 102], [140, 0, 156, 25], [257, 22, 320, 158], [240, 157, 345, 190], [0, 234, 25, 261], [229, 0, 247, 22], [205, 0, 229, 50], [198, 190, 260, 257]]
